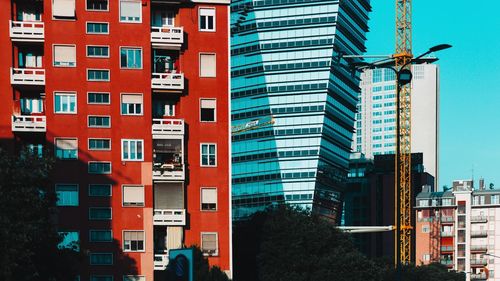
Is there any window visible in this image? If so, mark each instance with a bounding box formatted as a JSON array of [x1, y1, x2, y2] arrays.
[[384, 69, 396, 81], [87, 22, 109, 34], [201, 144, 216, 166], [88, 116, 111, 128], [372, 69, 382, 83], [124, 277, 145, 281], [86, 0, 108, 11], [88, 162, 111, 174], [121, 94, 143, 115], [89, 184, 112, 196], [89, 208, 112, 220], [120, 48, 142, 69], [492, 195, 500, 204], [53, 45, 76, 67], [199, 53, 216, 77], [199, 8, 215, 31], [90, 276, 113, 281], [54, 92, 76, 113], [58, 231, 79, 251], [52, 0, 76, 19], [201, 232, 218, 256], [89, 230, 112, 242], [422, 225, 430, 233], [153, 101, 175, 117], [201, 188, 217, 211], [55, 138, 78, 159], [122, 140, 143, 161], [89, 253, 113, 265], [422, 254, 430, 261], [56, 184, 79, 206], [88, 92, 110, 104], [87, 69, 110, 81], [20, 98, 43, 114], [200, 99, 216, 122], [120, 0, 141, 22], [89, 138, 111, 150], [419, 200, 429, 207], [123, 231, 145, 252], [122, 185, 144, 206], [87, 46, 109, 58]]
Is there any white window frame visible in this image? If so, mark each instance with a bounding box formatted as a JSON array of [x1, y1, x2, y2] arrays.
[[54, 91, 77, 114], [85, 0, 109, 12], [88, 138, 111, 151], [87, 69, 110, 82], [86, 45, 110, 58], [122, 185, 145, 207], [201, 232, 218, 256], [119, 47, 143, 69], [52, 0, 76, 20], [87, 92, 111, 105], [199, 98, 216, 122], [54, 137, 78, 159], [88, 184, 112, 197], [121, 139, 144, 161], [199, 53, 217, 78], [119, 0, 142, 23], [88, 161, 112, 174], [200, 187, 217, 211], [198, 7, 216, 32], [89, 252, 113, 265], [122, 230, 145, 252], [55, 184, 79, 206], [88, 115, 111, 128], [89, 229, 113, 242], [200, 143, 217, 167], [86, 21, 110, 35], [120, 93, 143, 115], [53, 44, 77, 67]]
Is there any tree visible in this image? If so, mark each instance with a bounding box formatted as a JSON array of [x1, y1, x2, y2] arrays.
[[382, 262, 465, 281], [192, 246, 230, 281], [0, 149, 82, 281]]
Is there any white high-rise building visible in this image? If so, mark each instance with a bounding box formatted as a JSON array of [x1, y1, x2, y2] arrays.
[[353, 64, 439, 184]]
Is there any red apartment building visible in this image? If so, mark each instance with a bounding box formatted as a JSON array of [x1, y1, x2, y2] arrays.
[[0, 0, 231, 280]]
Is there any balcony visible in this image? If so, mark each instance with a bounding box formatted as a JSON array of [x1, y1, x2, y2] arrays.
[[441, 231, 453, 237], [471, 216, 488, 223], [470, 273, 487, 280], [440, 259, 453, 267], [151, 26, 184, 49], [151, 72, 184, 92], [12, 115, 46, 132], [9, 20, 44, 42], [11, 68, 45, 86], [152, 119, 184, 135], [470, 259, 488, 266], [471, 230, 488, 238], [154, 254, 169, 270], [470, 245, 488, 252], [441, 216, 454, 223], [440, 246, 454, 252], [153, 209, 186, 226]]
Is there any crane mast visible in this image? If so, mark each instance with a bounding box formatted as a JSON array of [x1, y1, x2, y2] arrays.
[[394, 0, 413, 265]]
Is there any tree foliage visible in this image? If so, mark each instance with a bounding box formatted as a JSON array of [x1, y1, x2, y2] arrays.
[[0, 149, 82, 281], [192, 246, 230, 281]]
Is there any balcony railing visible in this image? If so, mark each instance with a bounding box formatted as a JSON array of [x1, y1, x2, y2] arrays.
[[151, 26, 184, 49], [153, 164, 185, 181], [12, 115, 46, 132], [154, 254, 169, 270], [440, 246, 454, 252], [441, 231, 453, 237], [441, 216, 454, 223], [152, 118, 184, 135], [470, 259, 488, 266], [471, 230, 488, 237], [9, 20, 44, 42], [440, 259, 453, 266], [470, 245, 488, 252], [471, 216, 488, 223], [151, 73, 184, 91], [11, 68, 45, 85], [153, 209, 186, 226], [470, 273, 488, 280]]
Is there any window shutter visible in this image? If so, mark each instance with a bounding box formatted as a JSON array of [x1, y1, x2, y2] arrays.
[[122, 94, 143, 104], [202, 188, 217, 204], [199, 54, 216, 77], [202, 233, 217, 250], [201, 99, 216, 109], [200, 8, 215, 17], [56, 138, 77, 150], [53, 0, 75, 17], [154, 183, 183, 209], [54, 45, 76, 65], [120, 1, 140, 19], [167, 226, 183, 249], [123, 186, 144, 205]]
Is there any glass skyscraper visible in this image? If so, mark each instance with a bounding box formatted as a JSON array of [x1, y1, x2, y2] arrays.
[[231, 0, 371, 220]]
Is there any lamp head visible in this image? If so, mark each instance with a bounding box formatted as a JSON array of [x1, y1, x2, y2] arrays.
[[429, 44, 452, 53]]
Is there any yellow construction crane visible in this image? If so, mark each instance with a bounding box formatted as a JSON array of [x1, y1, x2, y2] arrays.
[[394, 0, 413, 266]]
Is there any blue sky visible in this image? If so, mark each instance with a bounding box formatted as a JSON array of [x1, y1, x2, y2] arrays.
[[365, 1, 500, 189]]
